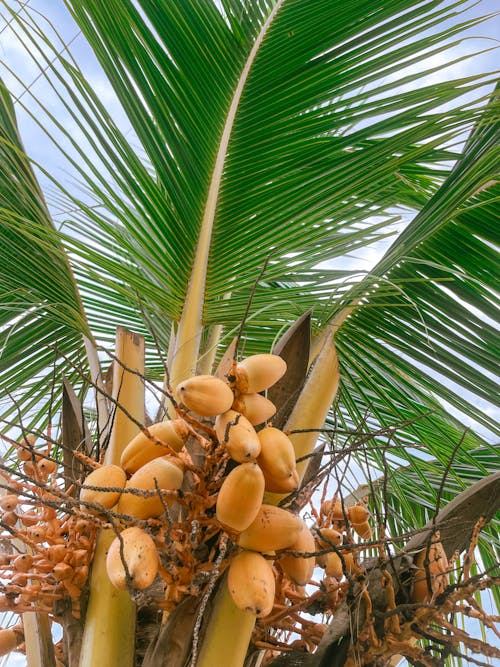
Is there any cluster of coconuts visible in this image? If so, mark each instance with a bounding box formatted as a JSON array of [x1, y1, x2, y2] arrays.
[[0, 444, 94, 623], [0, 351, 377, 635], [79, 354, 378, 618], [311, 498, 371, 606], [79, 353, 326, 614]]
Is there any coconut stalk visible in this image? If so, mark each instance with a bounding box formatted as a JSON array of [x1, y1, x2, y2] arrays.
[[286, 325, 340, 481], [79, 327, 145, 667], [22, 611, 55, 667], [196, 317, 341, 666], [196, 584, 256, 667]]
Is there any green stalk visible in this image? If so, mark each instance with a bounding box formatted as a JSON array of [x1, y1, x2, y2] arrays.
[[79, 327, 145, 667], [289, 306, 356, 479], [195, 583, 256, 667], [287, 325, 340, 482]]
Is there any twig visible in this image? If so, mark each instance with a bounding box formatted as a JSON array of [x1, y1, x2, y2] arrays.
[[233, 253, 274, 362]]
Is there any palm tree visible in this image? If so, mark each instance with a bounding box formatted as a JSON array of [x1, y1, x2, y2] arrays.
[[0, 1, 498, 666]]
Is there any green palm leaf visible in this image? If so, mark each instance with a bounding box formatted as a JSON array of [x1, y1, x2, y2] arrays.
[[0, 79, 91, 427], [334, 85, 499, 439]]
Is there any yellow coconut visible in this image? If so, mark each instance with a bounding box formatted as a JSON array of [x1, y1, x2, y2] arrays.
[[216, 462, 265, 532], [316, 527, 343, 549], [280, 523, 316, 586], [324, 552, 343, 579], [237, 504, 304, 553], [38, 457, 58, 476], [175, 375, 234, 416], [352, 521, 372, 540], [321, 499, 345, 521], [12, 554, 33, 572], [232, 393, 276, 426], [314, 527, 343, 568], [120, 419, 189, 473], [79, 464, 126, 513], [228, 550, 275, 618], [215, 410, 261, 462], [235, 354, 287, 394], [348, 504, 369, 525], [257, 427, 296, 480], [412, 538, 449, 603], [16, 434, 35, 461], [106, 526, 159, 591], [0, 495, 18, 512], [262, 468, 299, 494], [0, 627, 22, 657], [117, 455, 184, 519]]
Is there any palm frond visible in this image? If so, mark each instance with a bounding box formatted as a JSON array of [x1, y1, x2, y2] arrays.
[[332, 85, 499, 437], [3, 1, 495, 333], [0, 79, 89, 428]]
